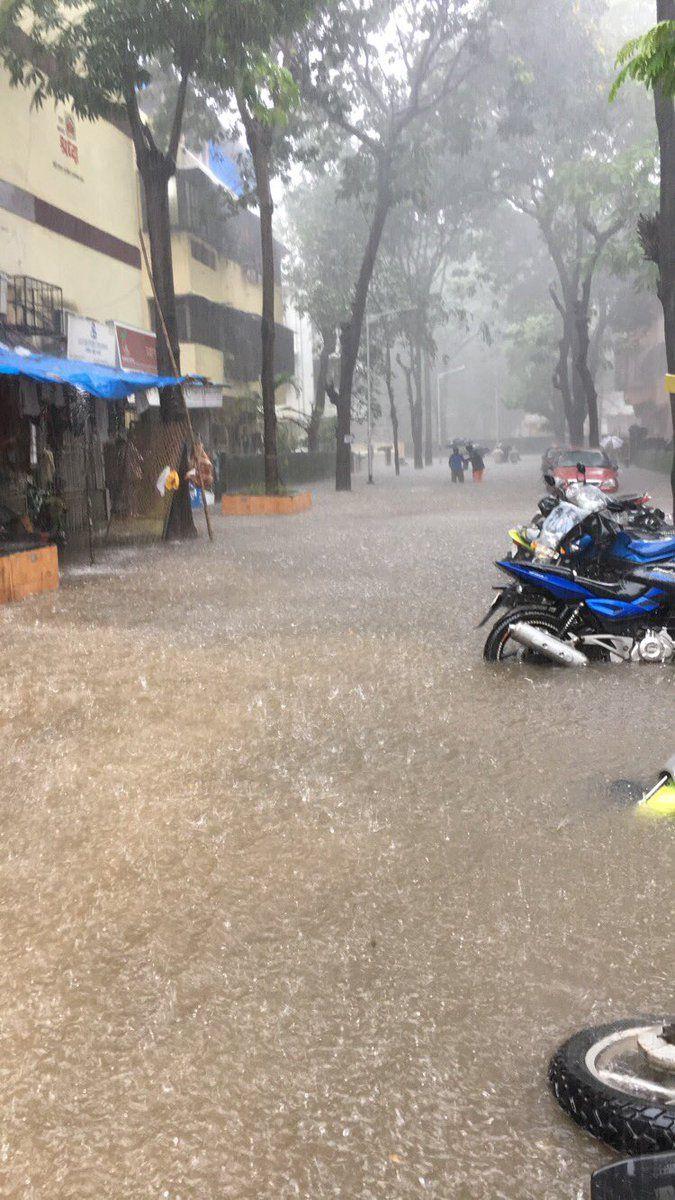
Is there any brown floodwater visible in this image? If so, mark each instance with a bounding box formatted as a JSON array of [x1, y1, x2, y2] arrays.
[[0, 458, 672, 1199]]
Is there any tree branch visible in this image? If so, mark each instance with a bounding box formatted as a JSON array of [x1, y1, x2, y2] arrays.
[[168, 62, 191, 165]]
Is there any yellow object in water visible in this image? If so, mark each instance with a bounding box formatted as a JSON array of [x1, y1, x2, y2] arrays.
[[638, 779, 675, 818]]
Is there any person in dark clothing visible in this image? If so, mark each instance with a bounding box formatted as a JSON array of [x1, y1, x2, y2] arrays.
[[469, 446, 485, 483], [449, 446, 465, 483]]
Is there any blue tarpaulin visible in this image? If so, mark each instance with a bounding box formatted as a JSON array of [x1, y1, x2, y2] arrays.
[[0, 344, 186, 401]]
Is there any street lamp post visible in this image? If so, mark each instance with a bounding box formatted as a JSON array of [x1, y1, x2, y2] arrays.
[[365, 306, 416, 484], [436, 364, 466, 453]]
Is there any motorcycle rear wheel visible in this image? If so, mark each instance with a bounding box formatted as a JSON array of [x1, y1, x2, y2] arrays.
[[483, 605, 565, 663]]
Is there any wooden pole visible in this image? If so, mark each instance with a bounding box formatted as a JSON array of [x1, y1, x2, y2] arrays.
[[138, 228, 213, 542]]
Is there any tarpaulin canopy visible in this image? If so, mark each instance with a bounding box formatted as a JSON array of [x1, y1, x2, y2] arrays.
[[0, 344, 187, 401]]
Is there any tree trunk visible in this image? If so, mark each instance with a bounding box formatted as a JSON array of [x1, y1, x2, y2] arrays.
[[565, 302, 588, 444], [332, 338, 352, 490], [383, 341, 400, 475], [335, 165, 392, 491], [574, 297, 600, 446], [553, 329, 575, 441], [138, 157, 183, 423], [245, 118, 280, 494], [655, 0, 675, 511], [399, 349, 420, 467], [165, 440, 198, 541], [423, 348, 433, 465], [413, 339, 424, 469], [307, 328, 334, 453]]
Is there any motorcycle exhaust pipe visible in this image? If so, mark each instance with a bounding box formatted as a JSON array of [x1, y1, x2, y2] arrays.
[[508, 621, 589, 668]]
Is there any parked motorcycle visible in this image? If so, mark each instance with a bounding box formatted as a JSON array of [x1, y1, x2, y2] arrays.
[[506, 476, 670, 564], [480, 490, 675, 664]]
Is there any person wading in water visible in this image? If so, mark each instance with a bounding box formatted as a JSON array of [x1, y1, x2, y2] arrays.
[[468, 444, 485, 483], [449, 445, 465, 483]]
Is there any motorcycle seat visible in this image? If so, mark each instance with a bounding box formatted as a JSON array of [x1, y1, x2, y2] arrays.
[[574, 574, 646, 599]]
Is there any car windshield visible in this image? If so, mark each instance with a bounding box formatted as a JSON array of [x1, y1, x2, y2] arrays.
[[556, 450, 608, 468]]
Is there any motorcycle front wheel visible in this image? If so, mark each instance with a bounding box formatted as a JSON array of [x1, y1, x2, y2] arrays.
[[549, 1018, 675, 1155], [483, 605, 565, 663]]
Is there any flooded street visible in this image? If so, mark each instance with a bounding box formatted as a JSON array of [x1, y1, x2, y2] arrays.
[[0, 458, 672, 1199]]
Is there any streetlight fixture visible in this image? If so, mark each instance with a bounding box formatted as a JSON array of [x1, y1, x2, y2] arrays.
[[436, 363, 466, 451], [365, 306, 416, 484]]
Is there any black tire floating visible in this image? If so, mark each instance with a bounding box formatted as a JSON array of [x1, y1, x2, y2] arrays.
[[549, 1019, 675, 1156]]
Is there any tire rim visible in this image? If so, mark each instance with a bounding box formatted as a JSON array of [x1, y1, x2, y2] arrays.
[[585, 1025, 675, 1103]]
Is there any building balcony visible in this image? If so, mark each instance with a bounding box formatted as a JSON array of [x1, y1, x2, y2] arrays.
[[175, 294, 294, 382]]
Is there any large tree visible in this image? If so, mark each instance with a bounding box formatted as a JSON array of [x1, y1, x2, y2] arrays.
[[613, 7, 675, 507], [234, 51, 304, 493], [284, 168, 368, 452], [296, 0, 488, 489], [495, 0, 655, 446]]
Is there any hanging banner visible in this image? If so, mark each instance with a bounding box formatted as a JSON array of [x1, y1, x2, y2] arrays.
[[115, 322, 157, 373], [67, 314, 117, 367]]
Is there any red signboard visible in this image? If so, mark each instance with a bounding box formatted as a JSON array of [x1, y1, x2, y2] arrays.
[[115, 323, 157, 373]]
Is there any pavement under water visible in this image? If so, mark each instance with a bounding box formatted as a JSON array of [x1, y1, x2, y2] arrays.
[[0, 457, 672, 1199]]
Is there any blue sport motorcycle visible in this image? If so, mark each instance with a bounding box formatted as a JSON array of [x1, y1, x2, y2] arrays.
[[481, 494, 675, 665]]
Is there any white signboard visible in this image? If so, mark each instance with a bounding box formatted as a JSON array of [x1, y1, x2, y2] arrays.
[[67, 314, 117, 367], [183, 385, 223, 409]]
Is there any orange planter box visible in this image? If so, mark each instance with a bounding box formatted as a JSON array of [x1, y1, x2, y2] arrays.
[[0, 545, 59, 604], [221, 491, 312, 516]]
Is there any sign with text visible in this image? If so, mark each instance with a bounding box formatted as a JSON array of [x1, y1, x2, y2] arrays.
[[57, 110, 79, 165], [115, 323, 157, 373], [67, 314, 116, 367], [183, 385, 223, 409]]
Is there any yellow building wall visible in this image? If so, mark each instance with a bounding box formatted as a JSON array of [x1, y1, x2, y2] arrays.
[[0, 69, 146, 329], [178, 341, 224, 381], [164, 232, 284, 322], [0, 69, 140, 249], [0, 207, 146, 327]]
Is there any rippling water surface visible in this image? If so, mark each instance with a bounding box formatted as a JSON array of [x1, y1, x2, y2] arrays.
[[0, 459, 672, 1199]]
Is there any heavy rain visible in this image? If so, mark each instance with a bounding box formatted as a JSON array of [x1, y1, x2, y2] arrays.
[[0, 0, 674, 1197]]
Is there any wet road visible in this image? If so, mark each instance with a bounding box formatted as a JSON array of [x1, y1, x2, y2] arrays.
[[0, 458, 672, 1199]]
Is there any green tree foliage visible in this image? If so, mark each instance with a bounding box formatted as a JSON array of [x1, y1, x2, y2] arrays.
[[611, 19, 675, 98], [612, 1, 675, 509], [295, 0, 491, 489], [494, 0, 656, 445]]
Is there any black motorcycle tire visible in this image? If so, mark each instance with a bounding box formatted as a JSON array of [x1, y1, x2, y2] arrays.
[[483, 605, 562, 663], [548, 1019, 675, 1156]]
